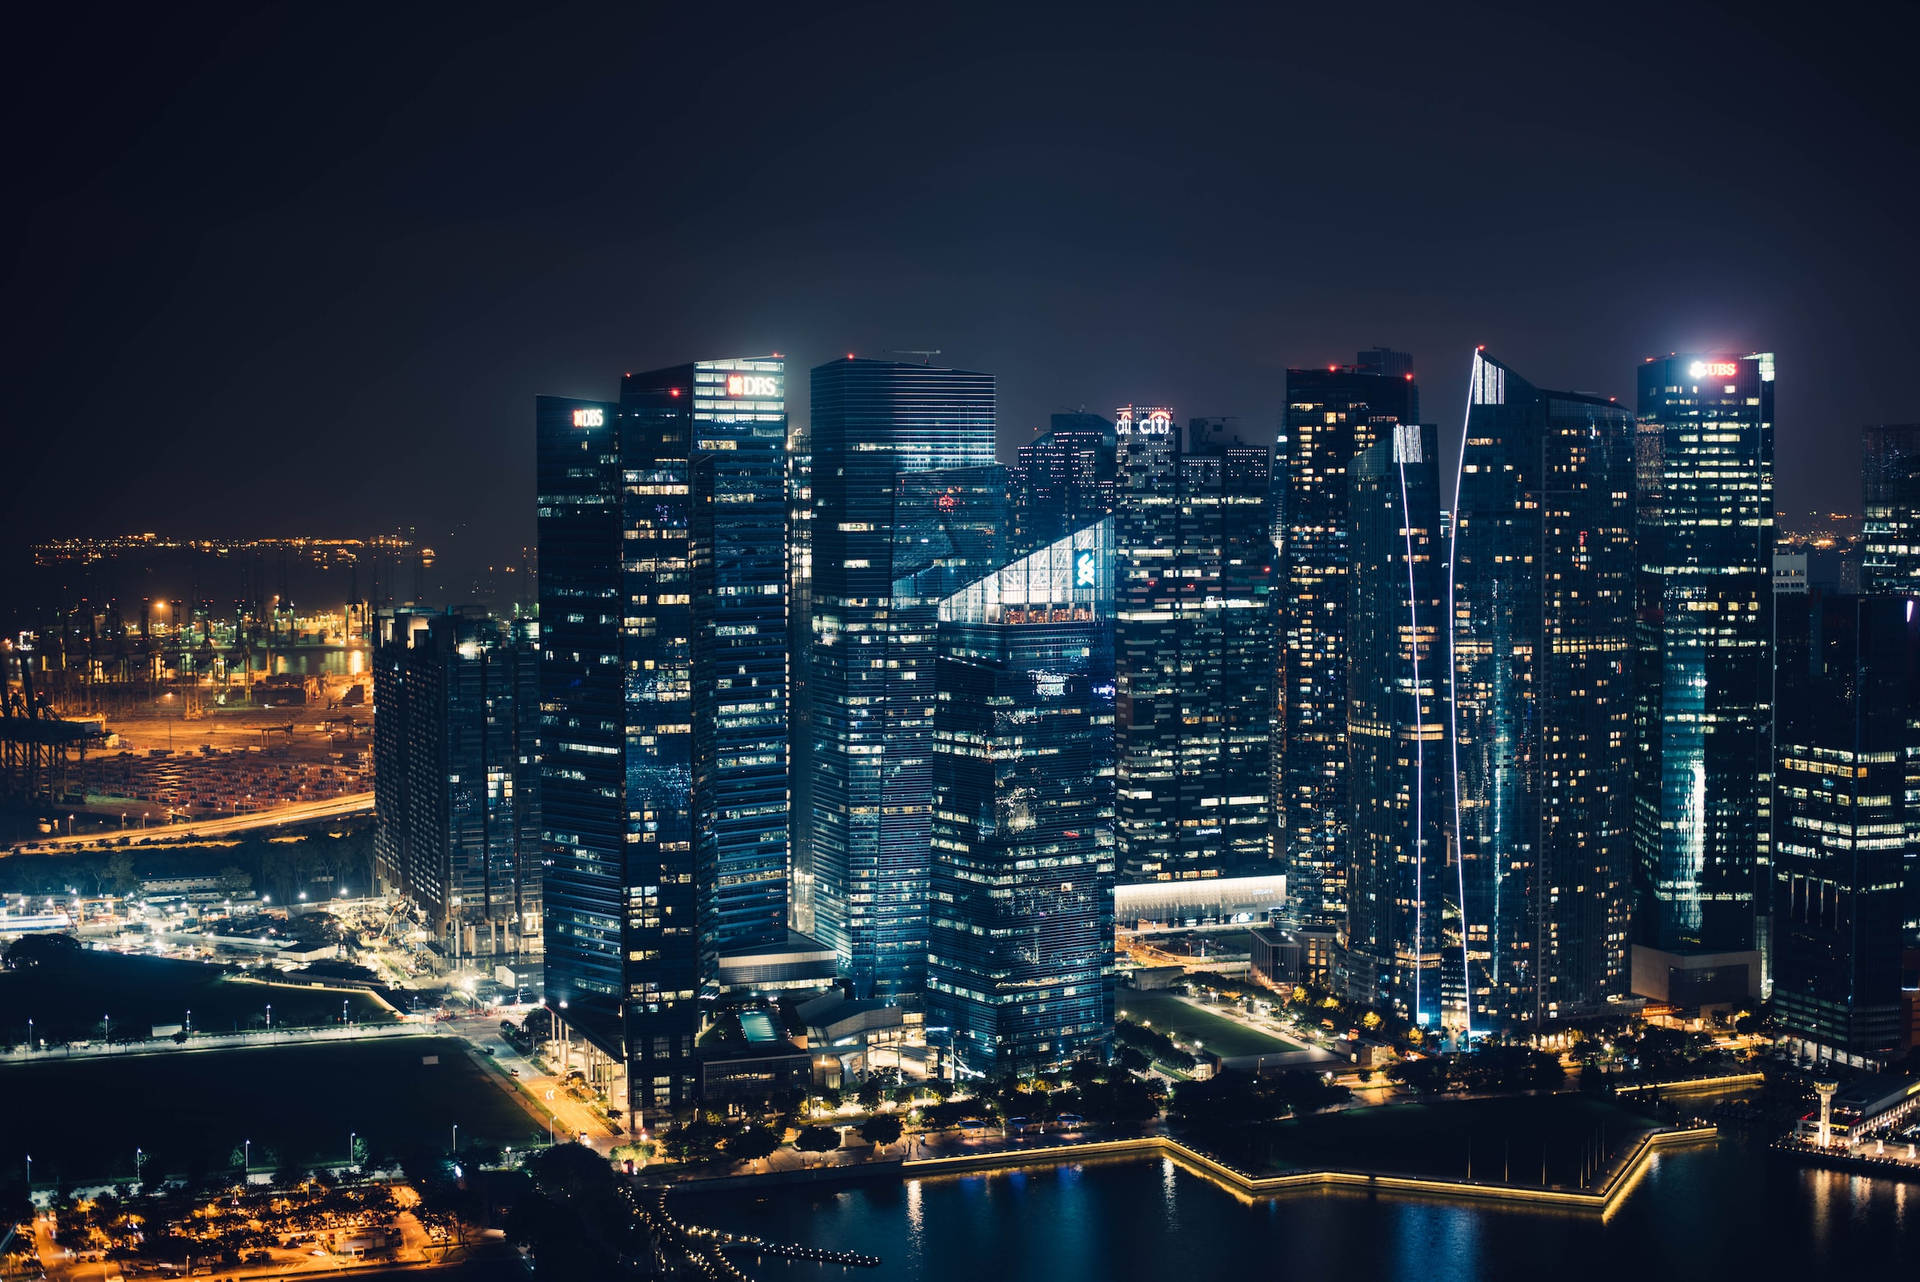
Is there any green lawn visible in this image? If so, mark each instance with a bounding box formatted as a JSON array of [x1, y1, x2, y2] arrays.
[[1195, 1095, 1656, 1183], [0, 950, 393, 1045], [3, 1035, 545, 1187], [1116, 991, 1304, 1059]]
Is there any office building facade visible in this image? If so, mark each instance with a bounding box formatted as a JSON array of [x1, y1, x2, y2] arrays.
[[373, 608, 542, 960], [1276, 359, 1419, 924], [1863, 424, 1920, 595], [536, 355, 791, 1115], [1112, 408, 1275, 883], [1010, 412, 1113, 556], [1450, 351, 1636, 1033], [1773, 591, 1920, 1063], [927, 520, 1117, 1077], [1632, 354, 1776, 987], [808, 358, 998, 999], [1344, 422, 1447, 1025]]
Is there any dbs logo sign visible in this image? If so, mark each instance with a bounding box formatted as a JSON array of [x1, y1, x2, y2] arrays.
[[725, 374, 779, 398], [572, 408, 605, 428]]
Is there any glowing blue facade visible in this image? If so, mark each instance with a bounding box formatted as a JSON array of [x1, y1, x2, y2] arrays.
[[1631, 354, 1775, 961], [536, 356, 791, 1114], [1345, 423, 1447, 1025], [1449, 352, 1636, 1033], [927, 521, 1116, 1076], [807, 358, 999, 999]]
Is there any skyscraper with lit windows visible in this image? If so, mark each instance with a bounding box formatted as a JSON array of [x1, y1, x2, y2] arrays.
[[807, 357, 998, 1000], [927, 520, 1116, 1077], [1862, 424, 1920, 595], [1345, 422, 1447, 1025], [1631, 353, 1775, 1004], [536, 355, 793, 1115], [1772, 589, 1920, 1062], [1450, 351, 1636, 1033], [1276, 359, 1418, 925]]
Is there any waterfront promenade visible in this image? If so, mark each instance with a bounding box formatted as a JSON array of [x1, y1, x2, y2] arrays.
[[651, 1121, 1718, 1216]]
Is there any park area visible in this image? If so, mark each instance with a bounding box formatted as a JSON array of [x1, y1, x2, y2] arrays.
[[1116, 991, 1304, 1059], [5, 1035, 546, 1187], [0, 946, 394, 1045], [1201, 1094, 1657, 1184]]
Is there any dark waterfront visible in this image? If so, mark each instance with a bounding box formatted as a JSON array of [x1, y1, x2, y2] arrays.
[[676, 1136, 1917, 1281]]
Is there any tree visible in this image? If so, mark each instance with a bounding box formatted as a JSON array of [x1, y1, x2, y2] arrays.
[[724, 1127, 780, 1165], [794, 1126, 841, 1154], [216, 865, 252, 897], [858, 1115, 903, 1149], [106, 851, 140, 896]]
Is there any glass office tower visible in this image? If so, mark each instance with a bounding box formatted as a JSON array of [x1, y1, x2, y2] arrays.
[[373, 608, 542, 961], [1010, 413, 1114, 556], [927, 520, 1117, 1077], [536, 356, 790, 1116], [1772, 590, 1920, 1063], [1345, 423, 1447, 1025], [1450, 351, 1636, 1034], [1632, 353, 1776, 989], [1112, 408, 1272, 882], [1175, 430, 1275, 871], [1277, 359, 1419, 925], [1114, 405, 1181, 881], [1862, 424, 1920, 595], [808, 358, 997, 999]]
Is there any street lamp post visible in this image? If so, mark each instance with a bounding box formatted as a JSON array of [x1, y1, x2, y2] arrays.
[[136, 1147, 145, 1187], [243, 1139, 251, 1178], [349, 1131, 356, 1170], [266, 1003, 272, 1030], [452, 1123, 459, 1155]]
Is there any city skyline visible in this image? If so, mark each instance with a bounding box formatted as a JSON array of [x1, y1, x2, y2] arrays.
[[6, 4, 1916, 598]]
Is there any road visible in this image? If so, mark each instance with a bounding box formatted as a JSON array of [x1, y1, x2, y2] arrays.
[[11, 791, 374, 852], [436, 1011, 626, 1152]]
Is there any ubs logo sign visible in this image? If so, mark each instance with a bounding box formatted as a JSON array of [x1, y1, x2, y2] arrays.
[[572, 408, 605, 428], [1688, 360, 1739, 379], [726, 374, 780, 398]]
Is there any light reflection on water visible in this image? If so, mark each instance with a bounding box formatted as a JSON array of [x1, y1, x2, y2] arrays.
[[677, 1137, 1916, 1282]]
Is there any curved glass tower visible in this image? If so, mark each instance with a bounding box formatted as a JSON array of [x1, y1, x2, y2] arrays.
[[1346, 422, 1447, 1026], [1449, 351, 1636, 1034]]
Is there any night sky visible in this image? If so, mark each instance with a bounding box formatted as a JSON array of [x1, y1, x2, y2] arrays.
[[7, 1, 1918, 595]]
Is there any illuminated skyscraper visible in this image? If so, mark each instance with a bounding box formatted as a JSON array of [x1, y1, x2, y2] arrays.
[[1450, 351, 1636, 1032], [927, 521, 1117, 1077], [1011, 413, 1113, 556], [536, 356, 795, 1115], [1345, 422, 1447, 1025], [1772, 590, 1920, 1062], [1631, 353, 1775, 1001], [1862, 424, 1920, 595], [373, 608, 542, 961], [1114, 405, 1181, 880], [1176, 427, 1274, 871], [1276, 360, 1418, 924], [1113, 408, 1274, 882], [808, 358, 998, 999]]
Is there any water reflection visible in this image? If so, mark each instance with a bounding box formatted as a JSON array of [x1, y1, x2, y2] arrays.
[[673, 1138, 1919, 1282]]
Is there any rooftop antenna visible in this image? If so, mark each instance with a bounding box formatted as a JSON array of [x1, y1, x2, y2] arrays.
[[886, 349, 942, 365]]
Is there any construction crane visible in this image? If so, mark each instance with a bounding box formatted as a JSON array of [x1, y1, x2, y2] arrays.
[[886, 349, 942, 365]]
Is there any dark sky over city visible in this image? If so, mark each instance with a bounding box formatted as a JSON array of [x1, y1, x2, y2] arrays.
[[6, 0, 1918, 594]]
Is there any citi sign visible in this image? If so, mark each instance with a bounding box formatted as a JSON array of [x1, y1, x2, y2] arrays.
[[1689, 360, 1739, 379], [726, 374, 779, 398], [572, 407, 605, 428]]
